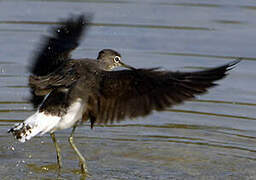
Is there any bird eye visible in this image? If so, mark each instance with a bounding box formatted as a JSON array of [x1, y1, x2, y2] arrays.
[[114, 56, 121, 63]]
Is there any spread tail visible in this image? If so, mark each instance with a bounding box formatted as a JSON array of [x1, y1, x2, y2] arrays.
[[8, 111, 61, 142]]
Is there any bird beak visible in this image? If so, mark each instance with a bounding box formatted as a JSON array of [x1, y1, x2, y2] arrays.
[[119, 61, 136, 70]]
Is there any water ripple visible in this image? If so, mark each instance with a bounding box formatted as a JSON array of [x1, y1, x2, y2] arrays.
[[151, 51, 256, 61], [0, 21, 214, 31], [168, 109, 256, 121], [191, 99, 256, 107]]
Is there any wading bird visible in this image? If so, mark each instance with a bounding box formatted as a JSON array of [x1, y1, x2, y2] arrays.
[[8, 14, 239, 175]]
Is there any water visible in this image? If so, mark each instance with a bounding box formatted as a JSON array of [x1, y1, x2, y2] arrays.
[[0, 0, 256, 179]]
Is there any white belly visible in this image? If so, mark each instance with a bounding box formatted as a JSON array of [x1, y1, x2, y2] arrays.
[[54, 98, 85, 130], [9, 98, 86, 142]]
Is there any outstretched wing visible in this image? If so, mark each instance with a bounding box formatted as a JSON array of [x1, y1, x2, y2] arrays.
[[29, 14, 91, 108], [87, 60, 239, 126], [29, 15, 90, 76]]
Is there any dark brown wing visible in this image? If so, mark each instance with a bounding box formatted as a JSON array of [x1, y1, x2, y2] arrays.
[[29, 14, 91, 108], [88, 60, 239, 125], [29, 60, 80, 96], [29, 15, 90, 76]]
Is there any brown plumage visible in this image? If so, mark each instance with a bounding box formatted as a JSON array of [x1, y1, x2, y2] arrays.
[[27, 15, 239, 127], [9, 14, 239, 175], [29, 59, 239, 127], [29, 14, 91, 108]]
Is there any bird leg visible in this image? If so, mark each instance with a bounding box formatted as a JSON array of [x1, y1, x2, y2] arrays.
[[68, 123, 88, 175], [50, 132, 62, 169]]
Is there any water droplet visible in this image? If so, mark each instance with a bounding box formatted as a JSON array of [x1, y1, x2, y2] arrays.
[[42, 167, 48, 171], [0, 67, 5, 73]]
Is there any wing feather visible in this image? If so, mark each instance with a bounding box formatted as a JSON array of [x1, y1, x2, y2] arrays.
[[29, 15, 91, 108], [88, 60, 239, 125]]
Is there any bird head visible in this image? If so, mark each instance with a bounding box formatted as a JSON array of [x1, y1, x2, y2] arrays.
[[97, 49, 135, 71]]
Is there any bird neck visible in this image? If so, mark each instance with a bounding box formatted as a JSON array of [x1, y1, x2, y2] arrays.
[[97, 59, 115, 71]]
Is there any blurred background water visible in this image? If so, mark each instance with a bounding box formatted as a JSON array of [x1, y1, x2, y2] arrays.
[[0, 0, 256, 179]]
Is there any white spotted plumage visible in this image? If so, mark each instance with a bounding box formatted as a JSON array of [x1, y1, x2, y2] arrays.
[[9, 98, 85, 142]]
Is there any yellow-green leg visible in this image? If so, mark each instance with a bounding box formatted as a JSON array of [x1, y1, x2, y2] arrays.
[[50, 132, 62, 169], [68, 123, 88, 174]]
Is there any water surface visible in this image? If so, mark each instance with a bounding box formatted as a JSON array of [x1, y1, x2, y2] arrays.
[[0, 0, 256, 179]]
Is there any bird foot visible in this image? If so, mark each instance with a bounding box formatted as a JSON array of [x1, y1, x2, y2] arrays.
[[79, 161, 89, 175]]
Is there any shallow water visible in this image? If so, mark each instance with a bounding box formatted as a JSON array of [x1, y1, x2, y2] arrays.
[[0, 0, 256, 179]]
